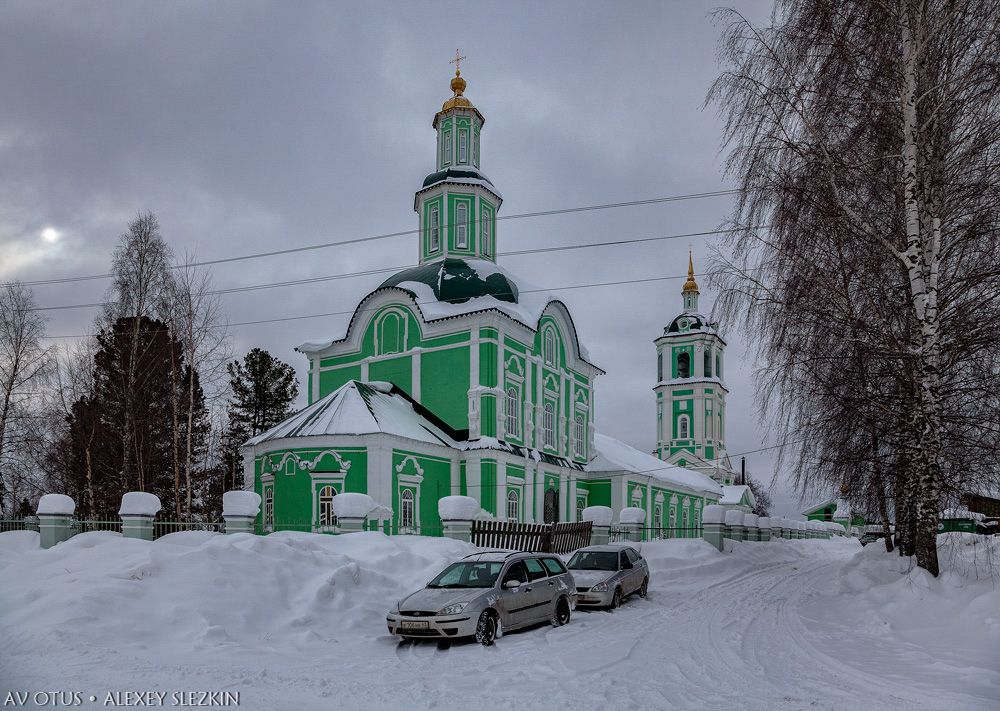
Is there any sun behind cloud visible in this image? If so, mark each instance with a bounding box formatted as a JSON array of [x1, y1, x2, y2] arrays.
[[40, 226, 61, 243]]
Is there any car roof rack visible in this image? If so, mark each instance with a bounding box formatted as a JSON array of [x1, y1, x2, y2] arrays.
[[462, 550, 523, 560]]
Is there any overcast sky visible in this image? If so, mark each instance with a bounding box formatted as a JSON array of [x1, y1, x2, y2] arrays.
[[0, 0, 818, 516]]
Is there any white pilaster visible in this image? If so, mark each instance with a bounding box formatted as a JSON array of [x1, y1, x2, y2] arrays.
[[496, 461, 507, 520], [360, 359, 369, 381], [411, 349, 421, 401]]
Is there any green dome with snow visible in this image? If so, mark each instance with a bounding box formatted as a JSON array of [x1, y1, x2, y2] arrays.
[[379, 257, 520, 304]]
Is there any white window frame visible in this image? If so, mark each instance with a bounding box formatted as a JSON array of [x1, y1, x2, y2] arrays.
[[678, 414, 690, 440], [318, 485, 336, 527], [264, 487, 274, 528], [456, 203, 468, 249], [543, 402, 555, 449], [429, 205, 440, 252], [574, 413, 585, 457], [481, 206, 491, 256], [507, 489, 519, 521], [400, 488, 415, 532], [458, 128, 468, 164], [505, 386, 520, 438], [443, 130, 452, 165], [543, 329, 555, 366], [473, 129, 480, 166]]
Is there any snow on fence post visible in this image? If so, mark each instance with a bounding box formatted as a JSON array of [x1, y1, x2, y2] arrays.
[[582, 506, 613, 545], [438, 496, 480, 542], [119, 492, 161, 541], [724, 509, 745, 541], [702, 505, 726, 551], [797, 521, 807, 539], [744, 513, 760, 542], [223, 491, 261, 534], [332, 493, 377, 533], [757, 516, 771, 542], [37, 494, 76, 549], [618, 507, 646, 542]]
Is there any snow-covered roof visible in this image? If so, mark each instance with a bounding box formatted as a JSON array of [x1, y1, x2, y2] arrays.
[[801, 497, 854, 518], [720, 485, 756, 508], [245, 380, 458, 448], [587, 433, 722, 497], [297, 258, 597, 367]]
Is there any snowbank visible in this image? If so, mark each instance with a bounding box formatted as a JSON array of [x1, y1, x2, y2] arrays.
[[331, 492, 378, 518], [581, 505, 613, 526], [223, 491, 261, 518], [119, 492, 162, 517], [36, 494, 75, 515], [744, 513, 759, 528], [437, 495, 480, 521], [757, 516, 771, 529], [619, 507, 646, 524]]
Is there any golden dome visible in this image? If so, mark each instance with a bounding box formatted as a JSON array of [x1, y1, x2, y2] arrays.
[[682, 250, 700, 294], [441, 69, 474, 112]]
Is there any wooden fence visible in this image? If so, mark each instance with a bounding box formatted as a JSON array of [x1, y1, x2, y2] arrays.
[[471, 520, 592, 553]]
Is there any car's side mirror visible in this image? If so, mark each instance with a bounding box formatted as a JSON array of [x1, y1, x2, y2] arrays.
[[503, 579, 521, 589]]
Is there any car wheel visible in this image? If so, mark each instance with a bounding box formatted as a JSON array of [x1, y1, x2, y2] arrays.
[[475, 610, 497, 647], [638, 578, 648, 598], [551, 597, 571, 627], [610, 587, 622, 610]]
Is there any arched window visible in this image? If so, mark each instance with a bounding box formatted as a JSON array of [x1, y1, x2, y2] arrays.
[[668, 505, 677, 537], [657, 351, 663, 381], [706, 410, 714, 439], [678, 415, 690, 440], [456, 203, 468, 249], [264, 488, 274, 527], [543, 487, 558, 524], [543, 402, 555, 448], [400, 489, 414, 531], [704, 348, 713, 377], [507, 490, 519, 521], [429, 205, 440, 252], [458, 128, 469, 164], [716, 353, 722, 379], [677, 352, 690, 378], [443, 129, 452, 165], [318, 486, 336, 527], [505, 387, 519, 437], [481, 207, 491, 257], [543, 329, 555, 366], [574, 414, 585, 457], [377, 312, 403, 355], [631, 486, 643, 507], [654, 504, 663, 535], [682, 508, 690, 537]]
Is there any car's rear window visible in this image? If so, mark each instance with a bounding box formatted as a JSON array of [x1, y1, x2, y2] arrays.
[[542, 557, 566, 575]]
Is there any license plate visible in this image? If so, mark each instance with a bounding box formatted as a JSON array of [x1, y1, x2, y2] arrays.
[[400, 620, 429, 630]]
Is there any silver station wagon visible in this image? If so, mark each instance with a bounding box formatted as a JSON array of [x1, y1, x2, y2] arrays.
[[387, 551, 577, 646], [567, 545, 649, 608]]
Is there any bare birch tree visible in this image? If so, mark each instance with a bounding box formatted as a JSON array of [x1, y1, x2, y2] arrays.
[[0, 281, 51, 515], [708, 0, 1000, 574]]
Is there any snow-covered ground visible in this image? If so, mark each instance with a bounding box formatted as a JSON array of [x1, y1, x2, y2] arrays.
[[1, 530, 997, 710]]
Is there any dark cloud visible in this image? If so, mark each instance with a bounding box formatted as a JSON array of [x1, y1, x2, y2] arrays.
[[1, 0, 808, 514]]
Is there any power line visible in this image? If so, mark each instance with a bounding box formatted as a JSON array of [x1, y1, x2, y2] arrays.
[[13, 189, 738, 288], [30, 226, 750, 312], [40, 266, 733, 340]]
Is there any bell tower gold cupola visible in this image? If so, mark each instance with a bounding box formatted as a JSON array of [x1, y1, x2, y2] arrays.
[[414, 51, 503, 265]]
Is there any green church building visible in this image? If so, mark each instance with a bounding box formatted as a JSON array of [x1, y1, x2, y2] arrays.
[[242, 66, 723, 536]]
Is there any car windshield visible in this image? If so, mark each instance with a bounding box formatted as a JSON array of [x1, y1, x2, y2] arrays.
[[427, 561, 504, 588], [567, 551, 618, 571]]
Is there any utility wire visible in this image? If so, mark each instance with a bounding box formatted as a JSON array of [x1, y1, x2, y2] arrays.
[[30, 226, 751, 312], [40, 266, 735, 340], [14, 189, 738, 288]]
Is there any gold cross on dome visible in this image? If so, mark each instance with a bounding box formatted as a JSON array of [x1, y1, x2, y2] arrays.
[[449, 49, 467, 74]]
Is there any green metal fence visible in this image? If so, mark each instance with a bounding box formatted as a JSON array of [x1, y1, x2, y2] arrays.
[[0, 517, 39, 533]]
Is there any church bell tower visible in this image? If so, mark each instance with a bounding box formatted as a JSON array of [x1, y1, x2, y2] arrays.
[[414, 52, 503, 265], [653, 253, 733, 484]]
